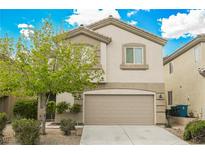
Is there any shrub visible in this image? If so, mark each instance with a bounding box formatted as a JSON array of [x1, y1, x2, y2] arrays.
[[46, 101, 56, 119], [0, 112, 7, 144], [56, 102, 69, 114], [70, 103, 81, 113], [13, 100, 38, 119], [183, 121, 193, 140], [60, 119, 76, 135], [12, 119, 41, 145], [183, 120, 205, 143]]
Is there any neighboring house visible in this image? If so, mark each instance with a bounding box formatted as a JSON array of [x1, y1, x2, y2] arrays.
[[164, 35, 205, 119], [55, 16, 167, 125], [0, 96, 16, 120]]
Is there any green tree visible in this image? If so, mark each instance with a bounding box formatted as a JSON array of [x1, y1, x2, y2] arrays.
[[0, 19, 103, 134]]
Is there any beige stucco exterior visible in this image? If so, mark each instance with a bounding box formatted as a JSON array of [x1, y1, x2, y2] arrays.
[[164, 42, 205, 119], [67, 34, 101, 46], [64, 23, 165, 84], [56, 92, 74, 105], [55, 17, 166, 124], [95, 25, 164, 83]]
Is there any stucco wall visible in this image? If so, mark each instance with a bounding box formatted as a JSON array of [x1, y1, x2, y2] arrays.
[[55, 112, 83, 123], [164, 43, 205, 118], [68, 34, 101, 46], [202, 42, 205, 66], [68, 34, 107, 82], [66, 25, 164, 83], [56, 92, 74, 105], [95, 25, 164, 83]]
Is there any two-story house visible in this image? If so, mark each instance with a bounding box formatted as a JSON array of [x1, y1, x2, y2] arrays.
[[164, 35, 205, 119], [55, 16, 167, 125]]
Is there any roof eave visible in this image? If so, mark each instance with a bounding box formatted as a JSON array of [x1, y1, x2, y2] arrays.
[[57, 27, 112, 44], [163, 36, 205, 65], [69, 28, 111, 44]]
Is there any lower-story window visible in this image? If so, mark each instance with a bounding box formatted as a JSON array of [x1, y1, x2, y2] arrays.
[[168, 91, 173, 105]]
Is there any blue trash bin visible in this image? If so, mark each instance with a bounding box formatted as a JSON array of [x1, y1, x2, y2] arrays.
[[176, 105, 188, 117]]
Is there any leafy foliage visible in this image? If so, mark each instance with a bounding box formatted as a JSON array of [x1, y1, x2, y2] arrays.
[[0, 36, 14, 57], [60, 119, 76, 135], [56, 102, 69, 114], [0, 19, 103, 96], [13, 100, 38, 119], [46, 101, 56, 119], [12, 119, 41, 145], [0, 112, 7, 144], [0, 18, 103, 133], [183, 120, 205, 143], [0, 112, 7, 132], [69, 103, 81, 113]]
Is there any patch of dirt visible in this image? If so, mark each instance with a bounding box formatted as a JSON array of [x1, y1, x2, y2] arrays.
[[165, 127, 184, 139], [165, 126, 195, 144], [40, 129, 81, 145], [2, 124, 81, 145], [2, 125, 16, 145]]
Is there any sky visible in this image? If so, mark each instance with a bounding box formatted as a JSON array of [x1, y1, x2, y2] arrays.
[[0, 9, 205, 56]]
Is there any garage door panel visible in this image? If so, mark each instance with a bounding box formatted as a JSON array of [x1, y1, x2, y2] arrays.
[[85, 95, 154, 125]]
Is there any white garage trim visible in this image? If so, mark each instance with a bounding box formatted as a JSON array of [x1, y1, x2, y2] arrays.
[[83, 89, 156, 124]]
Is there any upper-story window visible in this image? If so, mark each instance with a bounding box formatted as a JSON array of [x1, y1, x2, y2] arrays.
[[169, 62, 173, 74], [194, 46, 200, 63], [120, 43, 148, 70], [125, 47, 144, 64]]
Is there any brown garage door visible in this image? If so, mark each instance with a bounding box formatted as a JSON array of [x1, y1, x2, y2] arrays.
[[84, 94, 154, 125]]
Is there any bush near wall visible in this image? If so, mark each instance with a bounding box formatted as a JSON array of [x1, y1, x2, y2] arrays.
[[0, 112, 7, 144], [12, 119, 41, 145], [69, 103, 81, 113], [60, 119, 76, 135], [183, 120, 205, 143], [13, 100, 38, 119], [56, 102, 69, 114]]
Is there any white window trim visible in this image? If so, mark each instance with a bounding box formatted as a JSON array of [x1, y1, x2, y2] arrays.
[[125, 47, 144, 65], [194, 46, 200, 63]]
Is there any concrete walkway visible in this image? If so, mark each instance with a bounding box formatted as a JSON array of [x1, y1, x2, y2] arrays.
[[80, 125, 188, 145]]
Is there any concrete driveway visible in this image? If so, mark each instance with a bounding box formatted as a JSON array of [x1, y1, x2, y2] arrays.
[[80, 125, 188, 145]]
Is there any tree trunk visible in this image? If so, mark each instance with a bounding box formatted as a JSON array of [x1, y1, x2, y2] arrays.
[[38, 93, 47, 135]]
